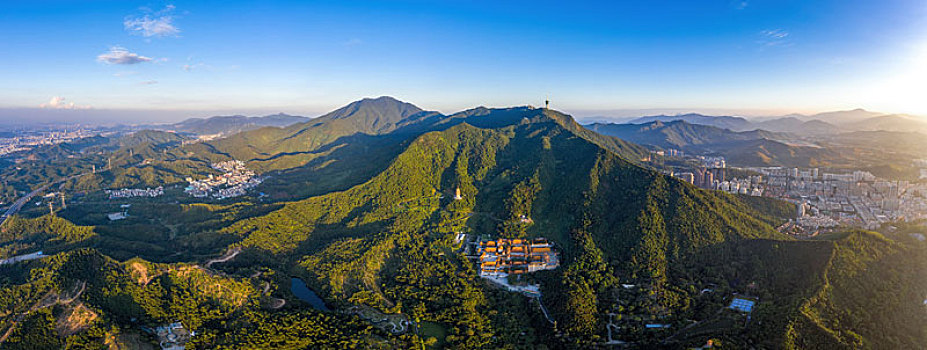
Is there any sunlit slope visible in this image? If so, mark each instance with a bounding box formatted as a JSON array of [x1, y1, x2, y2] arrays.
[[184, 98, 651, 200], [222, 107, 791, 343], [787, 231, 927, 349]]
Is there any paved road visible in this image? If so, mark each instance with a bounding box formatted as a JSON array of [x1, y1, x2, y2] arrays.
[[0, 172, 90, 227], [0, 183, 52, 227]]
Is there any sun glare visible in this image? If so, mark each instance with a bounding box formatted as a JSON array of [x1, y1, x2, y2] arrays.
[[870, 45, 927, 116]]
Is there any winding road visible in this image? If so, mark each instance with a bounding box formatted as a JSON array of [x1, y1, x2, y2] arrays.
[[0, 183, 52, 227], [204, 247, 241, 268], [0, 172, 91, 227]]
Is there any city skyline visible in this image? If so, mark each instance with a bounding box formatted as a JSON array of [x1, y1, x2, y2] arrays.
[[1, 0, 926, 123]]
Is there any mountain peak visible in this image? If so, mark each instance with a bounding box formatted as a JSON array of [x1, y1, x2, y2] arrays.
[[360, 95, 403, 103], [303, 96, 430, 134], [326, 96, 423, 120]]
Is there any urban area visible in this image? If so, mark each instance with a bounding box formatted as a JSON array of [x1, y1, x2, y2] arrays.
[[667, 153, 927, 236]]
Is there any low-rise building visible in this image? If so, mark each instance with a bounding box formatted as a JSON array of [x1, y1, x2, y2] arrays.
[[478, 238, 559, 277]]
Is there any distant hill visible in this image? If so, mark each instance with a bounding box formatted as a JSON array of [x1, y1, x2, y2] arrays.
[[162, 113, 310, 136], [847, 114, 927, 133], [118, 129, 187, 147], [720, 138, 837, 167], [585, 120, 834, 167], [626, 113, 754, 131], [752, 117, 841, 135], [586, 120, 787, 150], [807, 108, 884, 124], [582, 108, 926, 136], [789, 109, 927, 133], [828, 130, 927, 152]]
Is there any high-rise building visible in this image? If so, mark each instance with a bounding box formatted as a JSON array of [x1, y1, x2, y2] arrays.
[[676, 172, 695, 184]]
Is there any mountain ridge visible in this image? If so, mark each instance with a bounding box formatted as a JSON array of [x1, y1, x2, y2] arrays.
[[160, 113, 310, 136]]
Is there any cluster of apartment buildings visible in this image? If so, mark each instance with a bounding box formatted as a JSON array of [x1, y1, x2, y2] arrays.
[[184, 160, 261, 199], [478, 238, 560, 277], [105, 186, 164, 199], [672, 168, 727, 190], [697, 156, 726, 169], [746, 167, 927, 231], [714, 176, 764, 197], [670, 161, 927, 233]]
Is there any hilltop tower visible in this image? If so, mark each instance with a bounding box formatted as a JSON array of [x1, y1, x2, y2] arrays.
[[545, 97, 549, 109], [454, 186, 462, 200], [60, 192, 66, 209]]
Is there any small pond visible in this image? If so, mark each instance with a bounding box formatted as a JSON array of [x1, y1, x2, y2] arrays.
[[290, 278, 330, 312]]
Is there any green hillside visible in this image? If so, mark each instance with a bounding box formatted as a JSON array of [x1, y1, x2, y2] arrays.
[[586, 120, 839, 167], [788, 231, 927, 349], [219, 108, 793, 346], [189, 98, 651, 200], [0, 249, 403, 349], [2, 100, 924, 349], [586, 120, 786, 149]]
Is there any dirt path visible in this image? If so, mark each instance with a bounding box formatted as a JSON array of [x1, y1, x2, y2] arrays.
[[205, 247, 241, 268], [0, 281, 86, 345], [605, 313, 626, 345], [262, 282, 271, 295]]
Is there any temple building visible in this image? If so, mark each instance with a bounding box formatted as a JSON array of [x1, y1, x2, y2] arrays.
[[478, 238, 559, 277]]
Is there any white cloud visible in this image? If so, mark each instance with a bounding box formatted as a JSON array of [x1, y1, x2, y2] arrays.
[[139, 80, 158, 85], [761, 29, 789, 39], [732, 0, 748, 10], [97, 47, 152, 65], [758, 29, 791, 47], [182, 62, 210, 71], [124, 5, 180, 37], [39, 96, 92, 110]]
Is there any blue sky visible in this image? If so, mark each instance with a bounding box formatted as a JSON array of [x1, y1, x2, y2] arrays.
[[1, 0, 926, 122]]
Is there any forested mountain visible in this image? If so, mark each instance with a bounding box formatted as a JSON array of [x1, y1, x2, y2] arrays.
[[752, 117, 840, 135], [1, 98, 925, 349], [585, 120, 787, 150], [847, 114, 927, 133], [607, 109, 926, 136], [806, 108, 884, 124], [161, 113, 310, 136], [183, 97, 650, 199], [586, 120, 835, 167]]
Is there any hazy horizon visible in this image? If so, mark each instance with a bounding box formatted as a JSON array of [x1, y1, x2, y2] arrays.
[[2, 0, 926, 122], [0, 100, 918, 126]]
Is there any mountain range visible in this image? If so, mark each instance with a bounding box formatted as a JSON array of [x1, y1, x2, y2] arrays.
[[599, 109, 927, 135], [586, 120, 837, 167], [625, 113, 755, 131], [0, 97, 924, 349], [158, 113, 310, 136]]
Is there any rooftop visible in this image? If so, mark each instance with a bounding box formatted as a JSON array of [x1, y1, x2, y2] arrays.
[[729, 298, 755, 313]]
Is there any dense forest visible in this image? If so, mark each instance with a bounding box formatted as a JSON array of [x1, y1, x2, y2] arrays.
[[1, 98, 925, 349]]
